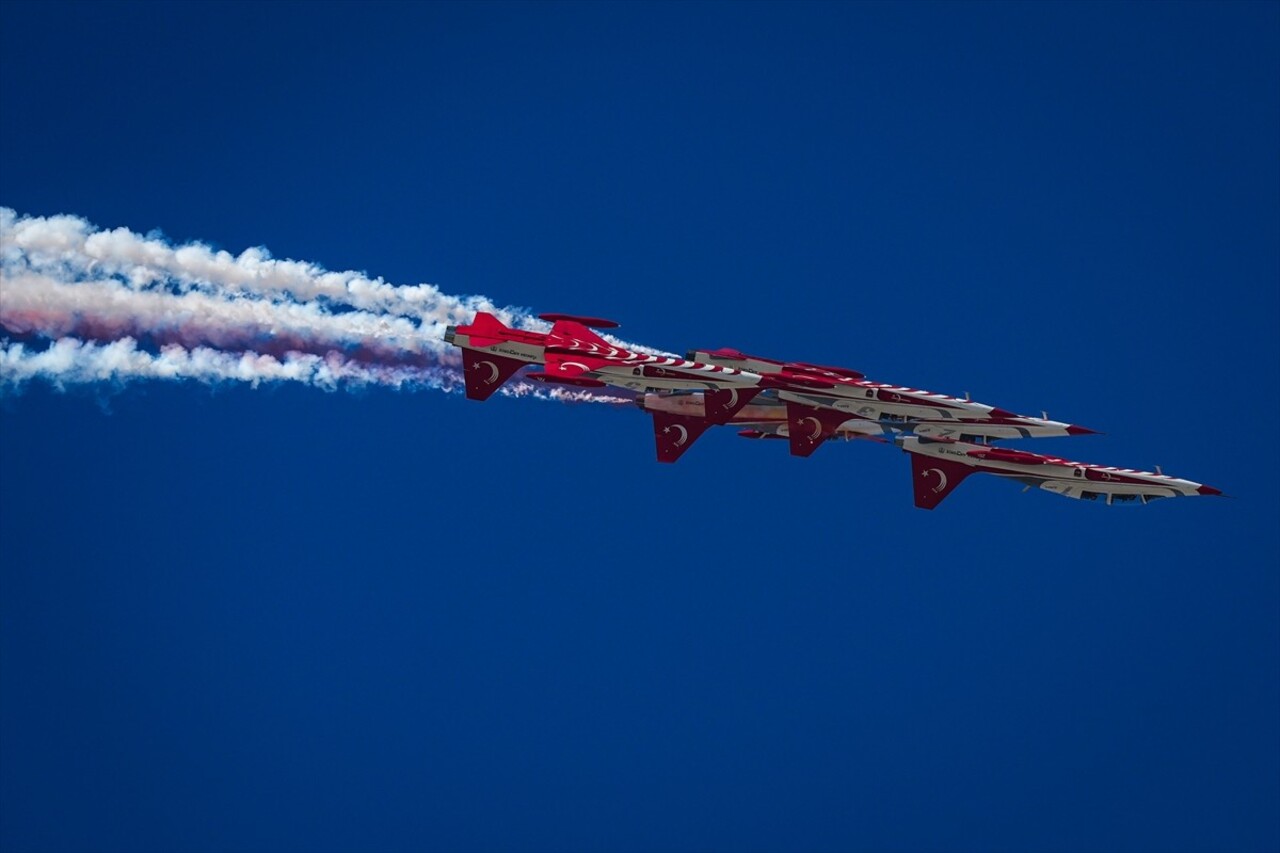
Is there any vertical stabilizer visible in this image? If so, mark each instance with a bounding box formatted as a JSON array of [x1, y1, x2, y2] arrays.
[[907, 451, 975, 510], [652, 411, 715, 463], [784, 401, 852, 458], [461, 348, 527, 401], [703, 388, 762, 424]]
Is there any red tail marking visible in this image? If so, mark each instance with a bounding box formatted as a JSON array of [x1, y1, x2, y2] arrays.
[[908, 452, 975, 510], [704, 388, 761, 424], [652, 412, 714, 463], [784, 402, 852, 458], [461, 349, 527, 401], [526, 349, 612, 388]]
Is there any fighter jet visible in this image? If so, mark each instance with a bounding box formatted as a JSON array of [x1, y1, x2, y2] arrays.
[[442, 311, 600, 400], [898, 435, 1222, 509], [447, 313, 1094, 463], [638, 390, 888, 462], [446, 312, 840, 423], [686, 347, 1094, 458], [446, 311, 1219, 507]]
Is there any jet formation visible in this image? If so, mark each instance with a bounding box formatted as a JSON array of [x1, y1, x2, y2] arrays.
[[445, 312, 1221, 509]]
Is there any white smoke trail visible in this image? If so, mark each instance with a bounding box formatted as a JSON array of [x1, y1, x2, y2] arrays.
[[1, 271, 430, 359], [0, 337, 442, 390], [0, 207, 657, 398], [0, 208, 507, 330], [0, 337, 633, 403]]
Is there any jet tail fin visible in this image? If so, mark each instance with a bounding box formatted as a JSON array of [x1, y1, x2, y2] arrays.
[[703, 388, 761, 424], [652, 411, 715, 463], [784, 401, 852, 458], [908, 451, 975, 510], [461, 348, 527, 401]]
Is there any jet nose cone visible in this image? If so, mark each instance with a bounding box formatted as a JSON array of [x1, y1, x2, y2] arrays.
[[1066, 424, 1101, 436], [1196, 484, 1223, 496]]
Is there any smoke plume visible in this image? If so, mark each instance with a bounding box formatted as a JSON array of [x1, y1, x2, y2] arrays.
[[0, 208, 639, 403]]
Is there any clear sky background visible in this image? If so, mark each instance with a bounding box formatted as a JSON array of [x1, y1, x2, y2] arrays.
[[2, 2, 1278, 851]]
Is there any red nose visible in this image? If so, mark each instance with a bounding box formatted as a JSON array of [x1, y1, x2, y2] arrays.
[[1196, 484, 1223, 496]]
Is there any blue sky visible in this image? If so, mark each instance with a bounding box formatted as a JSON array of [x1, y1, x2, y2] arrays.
[[2, 2, 1277, 851]]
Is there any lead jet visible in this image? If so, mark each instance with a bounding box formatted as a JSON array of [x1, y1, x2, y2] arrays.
[[898, 435, 1222, 509], [685, 347, 1094, 457], [445, 310, 807, 399]]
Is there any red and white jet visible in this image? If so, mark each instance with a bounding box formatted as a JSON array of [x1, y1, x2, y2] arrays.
[[685, 347, 1095, 457], [638, 390, 890, 462], [446, 311, 1220, 507], [898, 435, 1222, 509], [447, 312, 1093, 463], [446, 312, 845, 426]]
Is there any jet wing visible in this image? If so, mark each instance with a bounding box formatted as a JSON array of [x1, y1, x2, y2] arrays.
[[528, 351, 610, 387], [547, 318, 617, 352]]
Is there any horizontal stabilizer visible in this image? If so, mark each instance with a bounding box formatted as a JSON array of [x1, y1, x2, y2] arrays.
[[908, 452, 975, 510], [738, 429, 787, 440], [537, 350, 613, 386], [784, 401, 853, 458]]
